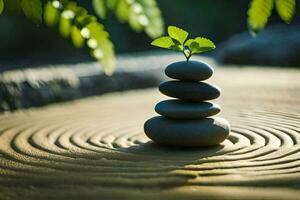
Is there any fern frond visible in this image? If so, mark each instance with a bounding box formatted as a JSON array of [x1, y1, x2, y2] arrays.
[[248, 0, 274, 34], [44, 0, 116, 75], [275, 0, 295, 23], [93, 0, 164, 38]]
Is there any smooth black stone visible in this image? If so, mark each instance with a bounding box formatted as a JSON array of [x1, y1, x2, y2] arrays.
[[159, 81, 221, 101], [165, 60, 213, 81], [155, 100, 221, 119], [144, 116, 230, 147]]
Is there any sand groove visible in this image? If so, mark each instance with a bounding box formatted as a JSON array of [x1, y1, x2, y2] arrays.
[[1, 67, 300, 199]]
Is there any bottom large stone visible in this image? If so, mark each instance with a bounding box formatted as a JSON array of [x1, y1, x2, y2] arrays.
[[144, 116, 230, 147]]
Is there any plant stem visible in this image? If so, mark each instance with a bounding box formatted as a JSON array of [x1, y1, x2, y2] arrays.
[[183, 46, 192, 62], [184, 52, 191, 62]]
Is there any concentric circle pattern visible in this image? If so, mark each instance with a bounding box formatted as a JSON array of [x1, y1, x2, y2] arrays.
[[0, 68, 300, 200]]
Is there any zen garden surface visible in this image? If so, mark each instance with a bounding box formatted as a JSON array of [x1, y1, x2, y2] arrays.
[[0, 62, 300, 199]]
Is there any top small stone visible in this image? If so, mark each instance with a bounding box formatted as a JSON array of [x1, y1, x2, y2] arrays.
[[165, 60, 214, 81]]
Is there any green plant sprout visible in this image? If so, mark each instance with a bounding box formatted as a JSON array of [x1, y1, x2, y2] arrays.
[[151, 26, 216, 61]]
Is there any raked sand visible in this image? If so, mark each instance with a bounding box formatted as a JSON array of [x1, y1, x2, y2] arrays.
[[0, 67, 300, 200]]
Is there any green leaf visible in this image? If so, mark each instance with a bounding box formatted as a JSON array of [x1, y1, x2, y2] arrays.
[[151, 26, 216, 59], [275, 0, 295, 23], [194, 37, 216, 52], [3, 0, 21, 13], [93, 0, 106, 19], [106, 0, 164, 38], [76, 14, 97, 27], [106, 0, 118, 10], [21, 0, 42, 24], [184, 39, 193, 46], [0, 0, 4, 15], [248, 0, 274, 33], [168, 26, 188, 44], [116, 0, 130, 23], [71, 26, 84, 48], [59, 13, 73, 37], [138, 0, 164, 38], [128, 6, 143, 32], [86, 22, 115, 75], [42, 1, 115, 76], [145, 16, 163, 38], [185, 37, 216, 54], [184, 39, 199, 53], [44, 1, 60, 27], [151, 36, 175, 48], [66, 4, 87, 17]]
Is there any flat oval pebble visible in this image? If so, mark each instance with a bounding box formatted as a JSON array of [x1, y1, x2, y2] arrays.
[[144, 117, 230, 147], [165, 60, 214, 81], [159, 81, 221, 101], [155, 100, 220, 119]]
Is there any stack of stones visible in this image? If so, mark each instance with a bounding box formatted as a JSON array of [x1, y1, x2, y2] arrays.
[[144, 60, 230, 147]]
